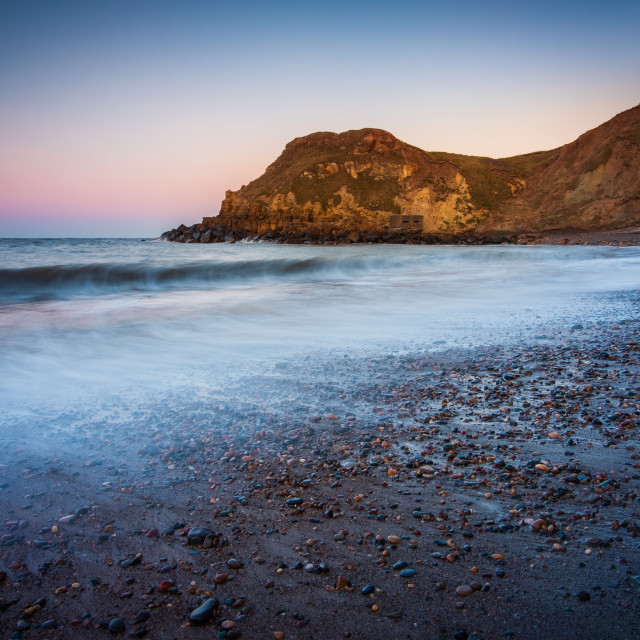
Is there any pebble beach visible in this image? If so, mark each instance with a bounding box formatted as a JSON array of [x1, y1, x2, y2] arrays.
[[2, 316, 639, 639]]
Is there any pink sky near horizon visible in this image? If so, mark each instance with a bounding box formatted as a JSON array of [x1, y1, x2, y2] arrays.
[[1, 1, 639, 237]]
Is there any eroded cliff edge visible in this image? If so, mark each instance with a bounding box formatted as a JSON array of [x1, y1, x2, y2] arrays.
[[163, 105, 640, 244]]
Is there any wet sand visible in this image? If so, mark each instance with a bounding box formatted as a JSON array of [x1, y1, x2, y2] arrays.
[[1, 320, 639, 639]]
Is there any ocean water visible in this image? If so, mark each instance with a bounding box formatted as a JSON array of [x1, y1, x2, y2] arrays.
[[1, 238, 639, 428]]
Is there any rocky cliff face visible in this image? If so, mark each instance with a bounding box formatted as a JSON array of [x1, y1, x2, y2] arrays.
[[213, 128, 490, 241], [163, 105, 640, 243]]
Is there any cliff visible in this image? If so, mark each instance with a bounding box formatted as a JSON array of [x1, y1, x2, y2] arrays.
[[163, 105, 640, 243]]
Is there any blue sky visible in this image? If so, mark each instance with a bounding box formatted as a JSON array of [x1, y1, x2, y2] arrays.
[[0, 0, 638, 236]]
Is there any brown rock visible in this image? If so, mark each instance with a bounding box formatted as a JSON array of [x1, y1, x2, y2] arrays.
[[336, 575, 350, 589]]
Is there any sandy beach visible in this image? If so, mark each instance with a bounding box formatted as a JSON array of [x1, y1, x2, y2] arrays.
[[1, 316, 639, 640]]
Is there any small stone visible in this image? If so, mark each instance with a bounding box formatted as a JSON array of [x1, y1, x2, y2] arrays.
[[158, 580, 173, 592], [361, 585, 375, 595], [400, 569, 416, 578], [227, 558, 243, 569], [187, 527, 214, 545], [108, 618, 126, 633], [336, 575, 350, 589], [274, 632, 284, 640], [455, 585, 474, 597], [134, 611, 150, 624], [387, 535, 401, 544], [189, 598, 218, 624], [221, 620, 236, 630], [214, 573, 228, 584], [576, 590, 591, 602]]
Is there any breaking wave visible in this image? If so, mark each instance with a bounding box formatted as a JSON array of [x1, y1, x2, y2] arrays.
[[0, 255, 408, 301]]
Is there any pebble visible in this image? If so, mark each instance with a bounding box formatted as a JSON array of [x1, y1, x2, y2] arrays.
[[189, 598, 218, 624], [455, 585, 474, 597], [187, 526, 214, 544], [399, 569, 416, 578], [227, 559, 243, 569], [134, 611, 150, 624], [387, 535, 401, 544], [108, 618, 126, 633], [336, 575, 350, 589]]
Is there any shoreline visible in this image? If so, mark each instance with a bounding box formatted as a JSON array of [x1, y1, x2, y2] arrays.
[[1, 319, 639, 639]]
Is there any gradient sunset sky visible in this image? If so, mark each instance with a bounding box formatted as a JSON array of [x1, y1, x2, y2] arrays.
[[1, 0, 638, 237]]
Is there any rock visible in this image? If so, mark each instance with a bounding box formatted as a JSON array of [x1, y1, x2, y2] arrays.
[[361, 585, 375, 595], [227, 558, 243, 569], [455, 585, 474, 597], [531, 519, 546, 531], [336, 575, 350, 589], [120, 553, 142, 568], [108, 618, 126, 633], [387, 535, 401, 544], [134, 611, 150, 624], [189, 598, 218, 624], [187, 526, 214, 544], [158, 580, 173, 592]]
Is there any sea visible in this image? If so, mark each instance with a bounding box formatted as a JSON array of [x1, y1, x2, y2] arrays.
[[1, 238, 639, 443]]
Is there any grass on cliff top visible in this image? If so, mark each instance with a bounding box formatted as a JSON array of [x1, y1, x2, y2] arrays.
[[291, 172, 401, 213], [242, 141, 407, 201], [431, 148, 559, 210]]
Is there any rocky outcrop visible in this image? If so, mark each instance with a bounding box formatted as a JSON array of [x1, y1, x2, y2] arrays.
[[162, 105, 640, 243]]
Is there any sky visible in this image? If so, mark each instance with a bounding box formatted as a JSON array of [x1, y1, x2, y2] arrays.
[[0, 0, 638, 237]]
